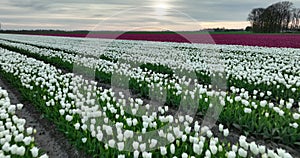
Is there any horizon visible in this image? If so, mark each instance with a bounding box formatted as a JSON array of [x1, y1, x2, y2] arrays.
[[0, 28, 246, 32]]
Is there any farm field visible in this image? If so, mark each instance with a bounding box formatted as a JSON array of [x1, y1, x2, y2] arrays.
[[30, 33, 300, 48], [0, 33, 299, 158]]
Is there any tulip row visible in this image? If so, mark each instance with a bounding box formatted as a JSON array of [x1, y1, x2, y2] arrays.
[[0, 47, 295, 157], [0, 86, 48, 157]]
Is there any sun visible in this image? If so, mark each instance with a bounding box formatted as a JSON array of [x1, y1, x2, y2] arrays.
[[153, 1, 171, 16], [156, 3, 169, 9]]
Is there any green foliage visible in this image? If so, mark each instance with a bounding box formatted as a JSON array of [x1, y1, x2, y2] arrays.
[[140, 63, 173, 76], [99, 54, 118, 63]]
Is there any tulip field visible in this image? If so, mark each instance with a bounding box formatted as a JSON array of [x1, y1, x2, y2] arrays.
[[0, 33, 299, 157]]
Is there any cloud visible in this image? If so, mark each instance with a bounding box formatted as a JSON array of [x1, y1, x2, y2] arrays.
[[1, 0, 300, 30]]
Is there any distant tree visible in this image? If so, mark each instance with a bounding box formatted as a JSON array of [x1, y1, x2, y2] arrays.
[[290, 8, 300, 30], [247, 1, 295, 33], [247, 8, 265, 32]]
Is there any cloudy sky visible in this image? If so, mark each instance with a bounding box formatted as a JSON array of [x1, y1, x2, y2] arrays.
[[1, 0, 300, 31]]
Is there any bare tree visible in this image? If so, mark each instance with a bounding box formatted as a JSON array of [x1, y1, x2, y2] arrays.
[[247, 8, 265, 33], [247, 1, 295, 33], [291, 8, 300, 30]]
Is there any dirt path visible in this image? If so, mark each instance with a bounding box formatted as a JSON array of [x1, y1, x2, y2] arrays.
[[0, 75, 89, 158]]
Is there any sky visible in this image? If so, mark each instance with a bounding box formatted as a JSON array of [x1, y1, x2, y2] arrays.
[[1, 0, 300, 31]]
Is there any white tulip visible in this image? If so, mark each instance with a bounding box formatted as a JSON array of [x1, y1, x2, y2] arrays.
[[227, 151, 236, 158], [244, 108, 252, 114], [74, 123, 80, 130], [210, 145, 217, 155], [232, 145, 238, 152], [182, 135, 187, 142], [193, 143, 202, 155], [17, 146, 26, 156], [117, 142, 124, 151], [26, 127, 33, 135], [223, 129, 229, 137], [30, 147, 39, 157], [249, 142, 259, 155], [238, 148, 247, 157], [218, 124, 224, 132], [2, 142, 10, 152], [182, 152, 188, 158], [293, 113, 300, 120], [16, 104, 23, 110], [39, 154, 49, 158], [65, 115, 73, 122], [118, 155, 125, 158], [134, 150, 139, 158], [82, 137, 87, 143], [258, 145, 266, 154], [23, 136, 32, 145], [170, 143, 175, 154], [139, 143, 146, 152], [239, 136, 248, 150], [14, 133, 24, 142], [260, 100, 267, 107], [132, 141, 139, 150], [149, 139, 157, 148], [289, 123, 298, 128], [108, 139, 115, 148], [160, 146, 167, 155]]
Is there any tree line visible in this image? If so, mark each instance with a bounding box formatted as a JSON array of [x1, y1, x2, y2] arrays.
[[248, 1, 300, 33]]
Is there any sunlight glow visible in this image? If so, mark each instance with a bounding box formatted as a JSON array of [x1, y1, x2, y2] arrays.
[[154, 1, 171, 17]]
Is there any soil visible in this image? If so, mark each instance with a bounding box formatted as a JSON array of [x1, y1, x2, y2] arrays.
[[0, 75, 90, 158]]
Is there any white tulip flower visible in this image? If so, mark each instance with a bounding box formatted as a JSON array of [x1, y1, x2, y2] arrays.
[[2, 142, 10, 152], [118, 155, 125, 158], [133, 150, 139, 158], [30, 147, 39, 157], [39, 154, 49, 158], [210, 145, 218, 155], [170, 143, 175, 154], [182, 152, 188, 158], [227, 151, 236, 158], [223, 129, 229, 137], [258, 145, 266, 154], [139, 143, 146, 152], [232, 145, 238, 152], [244, 108, 252, 114], [26, 127, 33, 135], [160, 146, 167, 156], [132, 141, 139, 150], [238, 148, 247, 157], [249, 142, 259, 155], [167, 133, 175, 142], [219, 124, 224, 132], [182, 135, 187, 142], [108, 139, 115, 148], [293, 113, 300, 120], [23, 136, 32, 145], [117, 142, 124, 151], [17, 146, 26, 156], [193, 143, 202, 155], [149, 139, 157, 148], [82, 137, 87, 143]]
